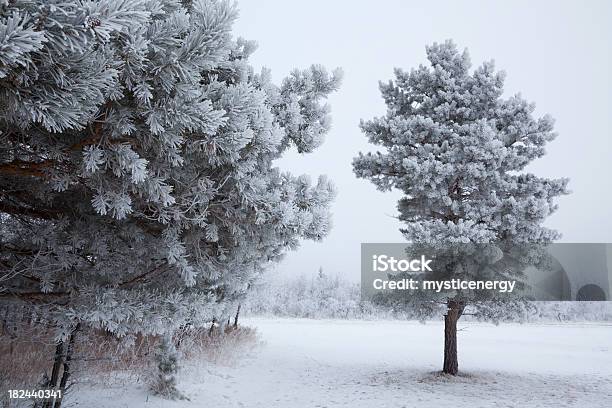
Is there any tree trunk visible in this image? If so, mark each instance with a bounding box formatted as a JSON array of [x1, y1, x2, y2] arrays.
[[54, 324, 79, 408], [42, 341, 64, 408], [233, 304, 241, 329], [442, 299, 465, 375]]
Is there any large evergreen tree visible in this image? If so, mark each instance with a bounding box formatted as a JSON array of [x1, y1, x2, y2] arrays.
[[0, 0, 340, 383], [353, 40, 567, 375]]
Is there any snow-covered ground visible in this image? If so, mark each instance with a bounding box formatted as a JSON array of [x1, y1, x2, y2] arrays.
[[76, 319, 612, 408]]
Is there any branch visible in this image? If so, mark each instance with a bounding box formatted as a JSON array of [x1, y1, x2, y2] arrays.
[[0, 161, 49, 178], [0, 102, 114, 179], [0, 201, 60, 220], [117, 262, 167, 288], [0, 291, 69, 300]]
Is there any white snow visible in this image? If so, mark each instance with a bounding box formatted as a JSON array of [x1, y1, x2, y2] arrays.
[[75, 319, 612, 407]]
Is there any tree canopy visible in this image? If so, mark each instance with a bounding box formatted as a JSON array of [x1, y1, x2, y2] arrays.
[[0, 0, 341, 338]]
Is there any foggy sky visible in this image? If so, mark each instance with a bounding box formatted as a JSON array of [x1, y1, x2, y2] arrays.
[[233, 0, 612, 280]]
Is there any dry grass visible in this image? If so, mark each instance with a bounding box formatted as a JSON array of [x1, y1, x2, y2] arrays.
[[0, 321, 259, 407], [1, 322, 57, 407], [177, 325, 260, 366]]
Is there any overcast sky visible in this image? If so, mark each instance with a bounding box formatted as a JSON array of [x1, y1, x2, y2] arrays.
[[233, 0, 612, 281]]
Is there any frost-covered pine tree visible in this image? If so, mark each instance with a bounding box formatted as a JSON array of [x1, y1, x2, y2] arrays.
[[153, 334, 185, 400], [353, 40, 567, 375], [0, 0, 340, 383]]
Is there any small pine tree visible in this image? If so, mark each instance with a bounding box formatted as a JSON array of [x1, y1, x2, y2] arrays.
[[353, 40, 568, 375], [152, 335, 186, 400]]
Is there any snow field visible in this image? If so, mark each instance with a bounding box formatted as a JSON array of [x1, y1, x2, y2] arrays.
[[75, 319, 612, 408]]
